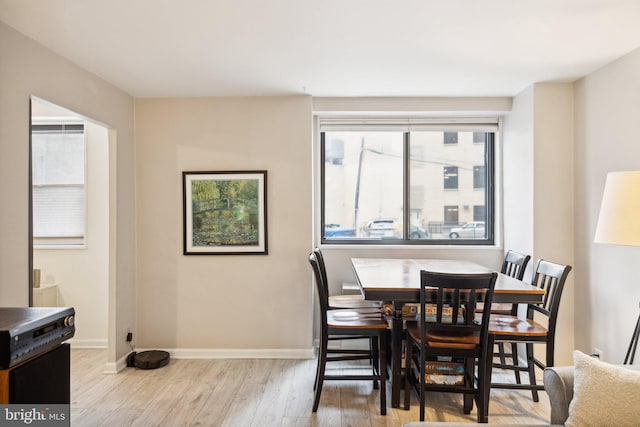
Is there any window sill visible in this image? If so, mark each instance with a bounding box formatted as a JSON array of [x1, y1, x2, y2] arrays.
[[33, 244, 86, 250]]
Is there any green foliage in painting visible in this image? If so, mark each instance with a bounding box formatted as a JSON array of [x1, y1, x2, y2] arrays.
[[191, 177, 260, 247]]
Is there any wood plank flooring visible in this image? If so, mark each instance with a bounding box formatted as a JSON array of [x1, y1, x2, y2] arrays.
[[70, 349, 550, 426]]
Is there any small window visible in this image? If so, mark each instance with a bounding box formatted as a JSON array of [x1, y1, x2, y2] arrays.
[[443, 132, 458, 145], [473, 165, 486, 189], [473, 132, 485, 144], [444, 166, 459, 189], [444, 205, 459, 225], [32, 122, 85, 246], [473, 205, 486, 222]]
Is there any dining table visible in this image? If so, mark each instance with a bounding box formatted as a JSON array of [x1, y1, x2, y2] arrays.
[[351, 257, 545, 409]]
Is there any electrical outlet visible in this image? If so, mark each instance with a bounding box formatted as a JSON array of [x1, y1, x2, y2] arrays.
[[126, 332, 133, 342], [592, 347, 603, 360]]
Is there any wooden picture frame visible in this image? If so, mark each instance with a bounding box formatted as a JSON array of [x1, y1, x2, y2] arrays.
[[183, 170, 267, 255]]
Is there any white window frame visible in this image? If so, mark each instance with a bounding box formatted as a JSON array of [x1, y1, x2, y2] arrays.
[[32, 119, 87, 249], [316, 117, 499, 246]]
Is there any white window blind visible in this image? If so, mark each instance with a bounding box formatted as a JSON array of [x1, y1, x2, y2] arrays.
[[319, 117, 499, 132], [32, 123, 86, 244]]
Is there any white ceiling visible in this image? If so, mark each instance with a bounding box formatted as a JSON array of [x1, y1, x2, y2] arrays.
[[2, 0, 640, 98]]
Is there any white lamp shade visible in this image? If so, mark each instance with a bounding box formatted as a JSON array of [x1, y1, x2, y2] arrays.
[[594, 171, 640, 246]]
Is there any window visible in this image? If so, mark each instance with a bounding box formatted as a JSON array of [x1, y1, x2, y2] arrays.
[[473, 132, 485, 144], [32, 122, 86, 246], [473, 165, 486, 189], [444, 205, 459, 225], [444, 166, 459, 190], [443, 132, 458, 145], [320, 119, 495, 244]]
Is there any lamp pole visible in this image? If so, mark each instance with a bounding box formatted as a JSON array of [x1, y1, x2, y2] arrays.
[[624, 304, 640, 364]]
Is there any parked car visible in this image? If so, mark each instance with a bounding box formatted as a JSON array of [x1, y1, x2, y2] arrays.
[[324, 223, 356, 238], [362, 218, 429, 239], [410, 225, 429, 239], [362, 218, 400, 238], [449, 221, 485, 239]]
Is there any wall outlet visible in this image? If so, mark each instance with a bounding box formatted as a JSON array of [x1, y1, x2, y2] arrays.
[[126, 332, 133, 342], [592, 347, 603, 360]]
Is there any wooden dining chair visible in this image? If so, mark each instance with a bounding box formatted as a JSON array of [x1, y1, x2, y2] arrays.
[[313, 247, 381, 311], [489, 250, 531, 376], [477, 251, 530, 315], [488, 259, 572, 401], [313, 247, 381, 368], [404, 270, 497, 423], [308, 252, 388, 415]]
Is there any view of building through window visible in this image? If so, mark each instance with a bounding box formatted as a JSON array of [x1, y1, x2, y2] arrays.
[[322, 128, 493, 243]]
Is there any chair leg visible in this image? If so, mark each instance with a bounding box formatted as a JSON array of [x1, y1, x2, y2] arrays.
[[497, 342, 506, 366], [525, 343, 539, 402], [419, 359, 425, 422], [379, 331, 387, 416], [372, 336, 380, 389], [478, 335, 495, 424], [313, 341, 322, 391], [404, 338, 413, 410], [463, 357, 474, 414], [313, 335, 328, 412], [418, 343, 426, 422], [511, 342, 521, 384]]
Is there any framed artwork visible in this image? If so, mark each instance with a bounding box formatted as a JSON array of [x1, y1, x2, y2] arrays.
[[183, 170, 267, 255]]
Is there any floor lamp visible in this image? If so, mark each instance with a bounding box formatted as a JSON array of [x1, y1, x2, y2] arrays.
[[594, 170, 640, 364]]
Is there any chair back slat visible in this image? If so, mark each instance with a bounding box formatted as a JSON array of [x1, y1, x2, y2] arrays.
[[313, 247, 329, 297], [528, 259, 572, 330], [467, 289, 478, 325], [420, 270, 497, 341], [501, 250, 531, 281], [309, 252, 329, 323]]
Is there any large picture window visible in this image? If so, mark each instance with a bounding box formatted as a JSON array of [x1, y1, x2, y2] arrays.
[[320, 120, 495, 245]]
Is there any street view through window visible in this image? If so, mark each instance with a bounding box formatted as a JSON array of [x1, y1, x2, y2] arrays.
[[322, 128, 494, 244]]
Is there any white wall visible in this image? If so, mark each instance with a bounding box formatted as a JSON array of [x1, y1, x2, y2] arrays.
[[0, 21, 136, 367], [33, 120, 109, 347], [502, 87, 534, 266], [574, 47, 640, 363], [134, 96, 313, 356], [532, 83, 575, 366], [502, 83, 575, 366]]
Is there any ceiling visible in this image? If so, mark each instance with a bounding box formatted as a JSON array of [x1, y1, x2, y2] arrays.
[[2, 0, 640, 98]]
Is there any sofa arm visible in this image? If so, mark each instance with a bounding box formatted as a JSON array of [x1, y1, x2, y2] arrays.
[[544, 366, 574, 425]]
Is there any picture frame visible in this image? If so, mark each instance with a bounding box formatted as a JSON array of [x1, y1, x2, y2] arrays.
[[183, 170, 267, 255]]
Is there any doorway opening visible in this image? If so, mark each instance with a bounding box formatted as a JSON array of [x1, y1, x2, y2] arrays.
[[30, 97, 113, 352]]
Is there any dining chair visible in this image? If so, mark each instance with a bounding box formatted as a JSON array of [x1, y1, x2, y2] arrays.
[[313, 247, 382, 368], [489, 250, 531, 376], [488, 259, 572, 401], [313, 247, 381, 311], [403, 270, 497, 422], [477, 251, 530, 316], [308, 252, 388, 415]]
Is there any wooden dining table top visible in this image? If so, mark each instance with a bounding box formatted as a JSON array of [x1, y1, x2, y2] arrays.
[[351, 257, 544, 303]]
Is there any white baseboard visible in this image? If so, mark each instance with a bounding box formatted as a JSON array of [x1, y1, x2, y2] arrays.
[[132, 347, 314, 360], [103, 352, 129, 374], [98, 347, 314, 374], [69, 338, 108, 349]]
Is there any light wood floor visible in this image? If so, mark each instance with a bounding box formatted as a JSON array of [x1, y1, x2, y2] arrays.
[[70, 349, 550, 426]]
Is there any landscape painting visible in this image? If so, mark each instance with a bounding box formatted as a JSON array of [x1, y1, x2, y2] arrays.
[[183, 171, 267, 255]]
